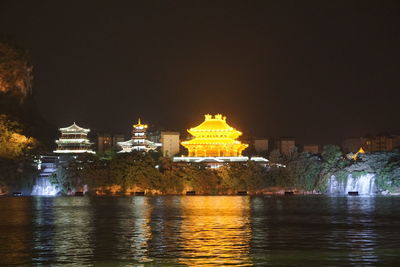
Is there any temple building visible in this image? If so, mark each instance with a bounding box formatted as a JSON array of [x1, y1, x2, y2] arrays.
[[54, 123, 95, 154], [174, 114, 268, 166], [117, 118, 161, 153], [182, 114, 248, 157]]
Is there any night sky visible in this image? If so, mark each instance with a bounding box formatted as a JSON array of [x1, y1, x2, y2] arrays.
[[1, 0, 399, 145]]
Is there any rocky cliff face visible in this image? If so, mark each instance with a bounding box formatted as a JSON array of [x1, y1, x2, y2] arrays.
[[0, 38, 56, 149], [0, 40, 33, 102]]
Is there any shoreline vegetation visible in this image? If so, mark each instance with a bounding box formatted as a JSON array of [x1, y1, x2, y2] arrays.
[[47, 146, 400, 196]]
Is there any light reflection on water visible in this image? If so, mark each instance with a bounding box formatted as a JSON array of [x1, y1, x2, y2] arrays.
[[178, 196, 251, 266], [0, 196, 400, 266]]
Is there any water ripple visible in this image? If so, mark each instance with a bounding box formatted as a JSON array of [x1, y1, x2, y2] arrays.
[[0, 196, 399, 265]]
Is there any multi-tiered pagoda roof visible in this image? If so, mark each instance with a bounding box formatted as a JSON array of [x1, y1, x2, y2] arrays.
[[181, 114, 248, 157], [54, 122, 95, 154], [117, 118, 161, 153]]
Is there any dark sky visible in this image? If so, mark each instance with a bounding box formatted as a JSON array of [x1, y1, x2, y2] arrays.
[[1, 0, 399, 145]]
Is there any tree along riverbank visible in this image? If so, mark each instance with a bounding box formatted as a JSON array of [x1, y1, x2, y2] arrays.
[[0, 115, 39, 195], [48, 146, 400, 196]]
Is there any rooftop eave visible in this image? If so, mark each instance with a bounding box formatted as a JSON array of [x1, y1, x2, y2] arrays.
[[59, 122, 90, 133]]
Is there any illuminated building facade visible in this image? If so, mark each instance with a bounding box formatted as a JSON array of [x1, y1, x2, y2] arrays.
[[54, 123, 95, 154], [361, 134, 400, 152], [342, 134, 400, 153], [181, 114, 248, 157], [175, 114, 267, 167], [161, 131, 180, 157], [117, 118, 161, 153]]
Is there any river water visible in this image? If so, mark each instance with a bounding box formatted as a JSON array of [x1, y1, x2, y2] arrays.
[[0, 196, 399, 266]]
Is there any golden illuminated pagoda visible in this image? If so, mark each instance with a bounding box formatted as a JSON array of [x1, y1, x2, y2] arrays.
[[182, 114, 248, 157]]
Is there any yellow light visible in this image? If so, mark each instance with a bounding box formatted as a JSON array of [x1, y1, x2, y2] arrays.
[[181, 114, 248, 157], [10, 133, 30, 144], [133, 118, 148, 129], [352, 147, 365, 160]]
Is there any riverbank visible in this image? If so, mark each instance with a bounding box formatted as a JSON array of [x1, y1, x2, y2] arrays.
[[42, 148, 400, 196], [2, 145, 400, 196]]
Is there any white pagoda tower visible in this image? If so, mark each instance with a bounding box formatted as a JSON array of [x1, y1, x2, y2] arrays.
[[118, 118, 161, 153], [54, 122, 95, 154]]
